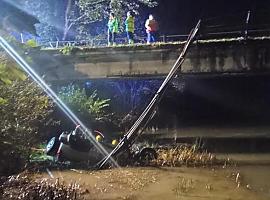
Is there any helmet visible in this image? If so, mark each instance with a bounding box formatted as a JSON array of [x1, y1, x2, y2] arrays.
[[112, 139, 118, 146], [96, 135, 102, 142]]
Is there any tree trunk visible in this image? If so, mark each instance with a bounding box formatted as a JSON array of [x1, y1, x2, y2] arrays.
[[62, 0, 72, 40]]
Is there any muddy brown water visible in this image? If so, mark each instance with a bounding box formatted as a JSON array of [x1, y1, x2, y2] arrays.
[[38, 154, 270, 200]]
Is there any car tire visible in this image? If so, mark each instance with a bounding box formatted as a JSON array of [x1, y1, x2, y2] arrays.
[[46, 137, 60, 156]]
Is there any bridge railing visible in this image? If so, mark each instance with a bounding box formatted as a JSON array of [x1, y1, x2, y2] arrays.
[[43, 34, 197, 48], [42, 11, 270, 48], [200, 10, 270, 39], [45, 36, 146, 48], [43, 29, 270, 49]]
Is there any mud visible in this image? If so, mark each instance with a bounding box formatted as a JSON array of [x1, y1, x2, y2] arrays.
[[37, 162, 270, 200]]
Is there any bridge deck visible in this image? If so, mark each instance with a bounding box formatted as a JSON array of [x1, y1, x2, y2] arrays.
[[29, 37, 270, 81]]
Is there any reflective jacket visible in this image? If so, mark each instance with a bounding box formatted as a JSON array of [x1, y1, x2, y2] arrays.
[[125, 16, 135, 33], [108, 18, 119, 33]]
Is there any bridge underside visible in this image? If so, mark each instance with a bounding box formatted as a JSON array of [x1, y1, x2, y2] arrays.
[[31, 37, 270, 82], [25, 40, 270, 148]]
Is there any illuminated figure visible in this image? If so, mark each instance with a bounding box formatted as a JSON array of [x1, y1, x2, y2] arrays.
[[107, 12, 119, 46], [145, 14, 159, 44], [125, 11, 135, 44]]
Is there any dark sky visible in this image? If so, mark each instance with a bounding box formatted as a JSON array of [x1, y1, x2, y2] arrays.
[[151, 0, 270, 34]]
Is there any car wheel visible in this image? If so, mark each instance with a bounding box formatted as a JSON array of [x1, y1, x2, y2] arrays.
[[46, 137, 60, 156]]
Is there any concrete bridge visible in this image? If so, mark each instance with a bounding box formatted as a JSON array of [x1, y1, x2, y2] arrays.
[[31, 37, 270, 82]]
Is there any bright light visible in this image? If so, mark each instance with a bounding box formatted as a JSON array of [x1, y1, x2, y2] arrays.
[[0, 35, 119, 168]]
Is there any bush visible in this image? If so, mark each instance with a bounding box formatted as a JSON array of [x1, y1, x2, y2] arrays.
[[0, 52, 26, 84], [59, 45, 74, 55], [0, 79, 56, 174], [0, 79, 55, 147], [25, 39, 38, 48], [0, 36, 59, 175], [58, 85, 111, 124]]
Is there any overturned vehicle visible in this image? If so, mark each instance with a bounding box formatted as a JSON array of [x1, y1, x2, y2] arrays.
[[45, 125, 157, 167]]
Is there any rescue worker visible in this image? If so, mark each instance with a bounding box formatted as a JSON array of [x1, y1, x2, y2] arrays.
[[145, 14, 159, 44], [125, 11, 135, 44], [107, 12, 119, 46]]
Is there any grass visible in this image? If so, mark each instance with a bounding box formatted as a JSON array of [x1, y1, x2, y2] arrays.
[[152, 144, 226, 167], [42, 35, 270, 53], [29, 144, 53, 162]]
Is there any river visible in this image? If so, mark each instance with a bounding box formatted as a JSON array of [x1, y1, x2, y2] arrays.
[[37, 153, 270, 200]]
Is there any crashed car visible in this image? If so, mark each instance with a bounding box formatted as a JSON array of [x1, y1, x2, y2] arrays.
[[45, 125, 157, 166]]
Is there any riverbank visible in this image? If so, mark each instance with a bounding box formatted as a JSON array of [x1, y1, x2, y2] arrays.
[[36, 163, 270, 200], [2, 153, 270, 199]]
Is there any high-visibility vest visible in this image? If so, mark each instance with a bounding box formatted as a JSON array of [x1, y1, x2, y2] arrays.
[[108, 18, 119, 33], [125, 16, 135, 33]]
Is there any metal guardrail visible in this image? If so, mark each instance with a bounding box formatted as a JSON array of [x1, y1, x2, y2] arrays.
[[43, 34, 191, 48], [44, 31, 270, 49], [41, 11, 270, 48], [45, 36, 146, 48], [43, 29, 270, 48]]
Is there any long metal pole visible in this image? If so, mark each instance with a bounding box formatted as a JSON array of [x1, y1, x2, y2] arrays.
[[97, 20, 201, 169]]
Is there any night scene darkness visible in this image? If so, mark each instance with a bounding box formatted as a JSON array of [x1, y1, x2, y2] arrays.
[[2, 0, 270, 199], [152, 0, 270, 34]]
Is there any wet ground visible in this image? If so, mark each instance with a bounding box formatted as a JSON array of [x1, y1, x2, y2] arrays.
[[37, 154, 270, 200]]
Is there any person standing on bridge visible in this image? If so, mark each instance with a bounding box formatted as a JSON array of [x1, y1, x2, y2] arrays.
[[145, 14, 159, 44], [107, 12, 119, 46], [125, 11, 135, 44]]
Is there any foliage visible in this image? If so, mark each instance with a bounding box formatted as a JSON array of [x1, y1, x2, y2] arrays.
[[0, 79, 55, 155], [58, 85, 111, 122], [0, 52, 26, 85], [109, 79, 160, 112], [0, 35, 58, 175], [29, 144, 53, 162], [16, 0, 158, 41], [77, 0, 157, 32], [0, 78, 58, 173], [59, 45, 74, 55], [0, 97, 7, 105], [78, 0, 157, 19], [25, 39, 38, 48], [18, 0, 63, 42], [0, 34, 43, 102]]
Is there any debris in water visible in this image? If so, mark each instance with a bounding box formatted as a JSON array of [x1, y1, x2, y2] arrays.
[[235, 172, 241, 184], [205, 183, 213, 191], [70, 169, 83, 174], [174, 177, 195, 197], [46, 168, 54, 178], [229, 172, 243, 188]]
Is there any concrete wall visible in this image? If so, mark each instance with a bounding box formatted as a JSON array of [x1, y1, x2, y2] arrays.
[[32, 38, 270, 82]]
